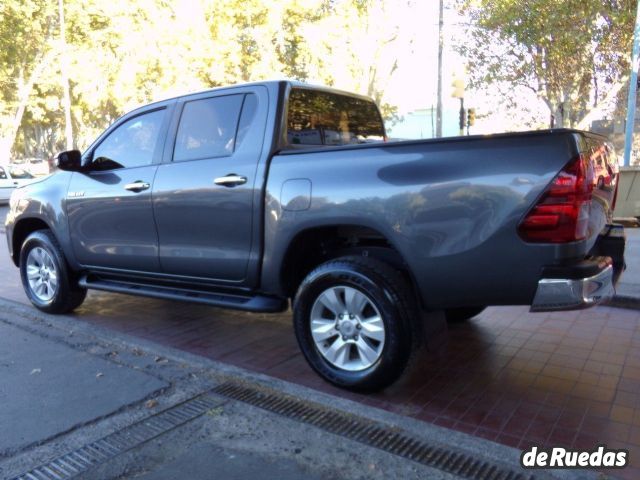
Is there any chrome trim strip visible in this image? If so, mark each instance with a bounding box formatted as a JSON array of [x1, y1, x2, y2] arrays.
[[530, 264, 614, 312]]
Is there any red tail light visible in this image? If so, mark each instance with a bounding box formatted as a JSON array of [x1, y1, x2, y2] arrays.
[[518, 155, 594, 243]]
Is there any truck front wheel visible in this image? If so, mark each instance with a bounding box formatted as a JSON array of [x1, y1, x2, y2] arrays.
[[19, 230, 87, 314], [292, 256, 419, 391]]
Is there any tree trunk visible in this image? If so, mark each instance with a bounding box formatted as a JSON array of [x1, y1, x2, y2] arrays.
[[576, 74, 629, 130], [59, 0, 74, 150], [0, 51, 52, 162], [550, 105, 565, 128]]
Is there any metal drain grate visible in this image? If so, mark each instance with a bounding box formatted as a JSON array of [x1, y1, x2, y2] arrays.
[[213, 382, 534, 480], [11, 394, 221, 480]]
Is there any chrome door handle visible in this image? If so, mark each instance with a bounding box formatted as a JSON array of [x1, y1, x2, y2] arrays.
[[124, 181, 150, 192], [214, 174, 247, 187]]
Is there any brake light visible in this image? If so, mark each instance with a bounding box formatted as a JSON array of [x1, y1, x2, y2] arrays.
[[518, 155, 594, 243]]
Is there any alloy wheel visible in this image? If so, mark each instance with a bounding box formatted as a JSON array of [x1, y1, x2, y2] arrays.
[[310, 285, 386, 371], [26, 246, 58, 302]]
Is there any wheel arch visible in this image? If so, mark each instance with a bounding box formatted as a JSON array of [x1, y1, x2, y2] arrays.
[[278, 224, 421, 305], [11, 217, 54, 266]]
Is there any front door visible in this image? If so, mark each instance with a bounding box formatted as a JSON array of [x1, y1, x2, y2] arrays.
[[152, 87, 267, 283], [67, 106, 170, 272]]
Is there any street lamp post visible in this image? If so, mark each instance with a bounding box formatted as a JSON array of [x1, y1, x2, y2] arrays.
[[459, 97, 465, 136]]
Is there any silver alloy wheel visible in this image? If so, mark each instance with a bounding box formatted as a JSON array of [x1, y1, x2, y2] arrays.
[[26, 246, 58, 302], [310, 285, 385, 371]]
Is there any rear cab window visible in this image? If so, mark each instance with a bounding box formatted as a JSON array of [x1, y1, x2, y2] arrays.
[[285, 88, 385, 148]]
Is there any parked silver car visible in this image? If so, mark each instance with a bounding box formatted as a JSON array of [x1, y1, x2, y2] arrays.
[[0, 165, 37, 204]]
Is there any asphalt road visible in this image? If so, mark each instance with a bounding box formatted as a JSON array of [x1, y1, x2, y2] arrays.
[[0, 321, 166, 454]]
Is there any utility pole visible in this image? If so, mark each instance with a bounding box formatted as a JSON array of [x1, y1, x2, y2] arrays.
[[458, 98, 465, 136], [58, 0, 73, 151], [435, 0, 444, 138], [624, 0, 640, 167]]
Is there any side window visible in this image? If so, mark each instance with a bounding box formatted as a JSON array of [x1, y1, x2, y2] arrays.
[[0, 167, 6, 179], [173, 95, 244, 162], [93, 109, 165, 169], [236, 94, 257, 149]]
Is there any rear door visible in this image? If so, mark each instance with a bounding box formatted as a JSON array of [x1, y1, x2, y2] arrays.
[[67, 104, 173, 271], [152, 86, 268, 285]]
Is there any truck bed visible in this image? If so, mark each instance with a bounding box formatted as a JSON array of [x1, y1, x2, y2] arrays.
[[263, 129, 616, 309]]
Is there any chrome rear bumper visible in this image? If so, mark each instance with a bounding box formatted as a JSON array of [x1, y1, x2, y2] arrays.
[[530, 264, 615, 312]]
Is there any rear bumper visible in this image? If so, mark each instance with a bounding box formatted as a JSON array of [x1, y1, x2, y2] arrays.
[[530, 224, 625, 312], [531, 261, 614, 312]]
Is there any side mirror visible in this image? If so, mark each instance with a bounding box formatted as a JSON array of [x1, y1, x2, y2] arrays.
[[55, 150, 83, 172]]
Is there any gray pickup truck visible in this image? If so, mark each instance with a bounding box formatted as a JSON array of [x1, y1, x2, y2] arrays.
[[5, 80, 625, 390]]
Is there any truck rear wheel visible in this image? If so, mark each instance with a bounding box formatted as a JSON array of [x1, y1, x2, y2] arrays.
[[19, 230, 87, 314], [292, 256, 419, 391]]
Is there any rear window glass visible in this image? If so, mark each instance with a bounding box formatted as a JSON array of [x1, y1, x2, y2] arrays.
[[286, 88, 385, 146]]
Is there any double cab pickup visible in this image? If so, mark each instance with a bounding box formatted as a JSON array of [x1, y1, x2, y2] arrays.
[[5, 81, 625, 390]]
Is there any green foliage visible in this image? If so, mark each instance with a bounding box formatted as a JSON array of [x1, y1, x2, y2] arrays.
[[1, 0, 405, 159], [457, 0, 636, 127]]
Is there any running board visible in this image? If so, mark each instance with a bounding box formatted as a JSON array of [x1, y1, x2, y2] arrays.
[[78, 275, 288, 313]]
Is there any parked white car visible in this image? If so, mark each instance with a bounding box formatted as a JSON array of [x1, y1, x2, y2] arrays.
[[0, 165, 37, 204]]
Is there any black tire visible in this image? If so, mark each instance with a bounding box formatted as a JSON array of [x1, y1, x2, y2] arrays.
[[292, 255, 420, 391], [445, 306, 485, 323], [19, 229, 87, 314]]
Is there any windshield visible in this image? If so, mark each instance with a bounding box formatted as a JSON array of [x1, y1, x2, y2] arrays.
[[9, 167, 34, 179]]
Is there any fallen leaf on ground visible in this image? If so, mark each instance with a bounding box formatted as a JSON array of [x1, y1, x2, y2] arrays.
[[145, 399, 158, 409], [206, 406, 224, 417]]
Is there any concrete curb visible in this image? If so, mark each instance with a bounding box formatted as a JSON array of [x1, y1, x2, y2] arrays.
[[610, 294, 640, 310]]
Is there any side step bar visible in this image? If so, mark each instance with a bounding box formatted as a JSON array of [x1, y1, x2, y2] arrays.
[[78, 276, 288, 313]]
